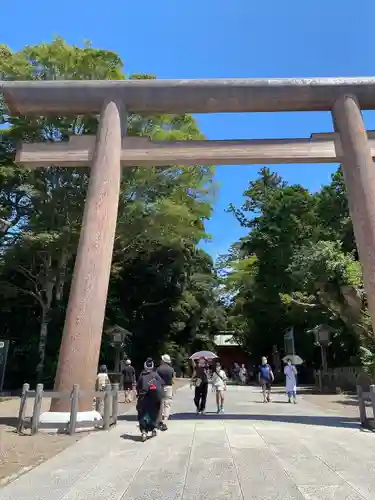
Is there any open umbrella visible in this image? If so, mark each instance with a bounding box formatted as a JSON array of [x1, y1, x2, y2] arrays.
[[189, 350, 218, 361], [282, 354, 303, 365]]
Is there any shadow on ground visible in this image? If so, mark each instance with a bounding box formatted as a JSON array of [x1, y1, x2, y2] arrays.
[[255, 385, 362, 409], [337, 396, 365, 407], [120, 433, 144, 443], [0, 416, 18, 429], [119, 412, 360, 429]]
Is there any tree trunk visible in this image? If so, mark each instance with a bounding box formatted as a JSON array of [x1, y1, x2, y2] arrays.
[[55, 252, 69, 302], [35, 307, 50, 383]]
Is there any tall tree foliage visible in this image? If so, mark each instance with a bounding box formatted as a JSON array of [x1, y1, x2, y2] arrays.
[[221, 166, 370, 368], [0, 38, 220, 386]]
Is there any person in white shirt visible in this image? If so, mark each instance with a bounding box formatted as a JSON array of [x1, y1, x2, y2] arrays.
[[211, 362, 227, 413], [239, 364, 247, 385], [95, 365, 111, 412], [96, 364, 110, 390]]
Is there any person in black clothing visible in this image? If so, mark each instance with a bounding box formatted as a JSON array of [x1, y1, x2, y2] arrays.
[[136, 358, 164, 441], [191, 356, 209, 414], [122, 359, 136, 403]]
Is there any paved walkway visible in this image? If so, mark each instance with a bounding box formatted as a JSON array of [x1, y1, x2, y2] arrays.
[[1, 385, 374, 500]]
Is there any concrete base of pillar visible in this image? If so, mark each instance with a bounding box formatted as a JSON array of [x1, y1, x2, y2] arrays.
[[38, 410, 102, 433]]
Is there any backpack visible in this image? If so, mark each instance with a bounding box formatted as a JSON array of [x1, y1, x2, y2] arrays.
[[260, 364, 271, 380], [140, 371, 163, 397]]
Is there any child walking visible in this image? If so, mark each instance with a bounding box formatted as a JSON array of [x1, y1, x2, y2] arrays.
[[212, 362, 227, 413]]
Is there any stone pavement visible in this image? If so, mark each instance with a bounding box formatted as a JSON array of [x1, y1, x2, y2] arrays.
[[1, 385, 374, 500]]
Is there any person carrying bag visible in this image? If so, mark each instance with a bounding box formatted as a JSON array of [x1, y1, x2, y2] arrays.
[[191, 357, 209, 415], [211, 362, 227, 413]]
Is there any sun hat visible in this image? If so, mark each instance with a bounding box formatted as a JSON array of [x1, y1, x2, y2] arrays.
[[161, 354, 172, 364]]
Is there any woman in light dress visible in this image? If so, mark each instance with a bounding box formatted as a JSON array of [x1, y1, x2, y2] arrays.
[[284, 358, 298, 403], [211, 361, 227, 413]]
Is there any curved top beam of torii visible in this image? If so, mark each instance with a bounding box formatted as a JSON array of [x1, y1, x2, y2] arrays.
[[2, 77, 375, 115]]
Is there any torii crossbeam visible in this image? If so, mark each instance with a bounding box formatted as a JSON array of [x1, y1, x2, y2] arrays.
[[14, 132, 375, 167], [2, 78, 375, 421]]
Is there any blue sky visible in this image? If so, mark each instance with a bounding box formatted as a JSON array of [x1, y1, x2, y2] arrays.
[[2, 0, 375, 260]]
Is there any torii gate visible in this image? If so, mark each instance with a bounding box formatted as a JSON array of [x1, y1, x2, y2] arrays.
[[2, 78, 375, 420]]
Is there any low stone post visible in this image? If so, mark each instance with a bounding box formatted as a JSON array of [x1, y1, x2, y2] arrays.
[[68, 384, 79, 435], [31, 383, 43, 435], [103, 385, 112, 430], [111, 383, 119, 424], [357, 385, 367, 425], [17, 383, 30, 434]]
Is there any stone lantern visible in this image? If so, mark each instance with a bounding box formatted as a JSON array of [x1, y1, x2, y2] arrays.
[[311, 324, 332, 372], [105, 325, 131, 376]]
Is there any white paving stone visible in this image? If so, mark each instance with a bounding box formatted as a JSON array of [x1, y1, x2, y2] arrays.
[[0, 385, 373, 500], [297, 485, 366, 500]]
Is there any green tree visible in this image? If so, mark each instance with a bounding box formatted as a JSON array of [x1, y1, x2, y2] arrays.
[[0, 38, 216, 384], [223, 167, 319, 357], [221, 166, 369, 367], [0, 38, 121, 379], [107, 244, 224, 371], [316, 169, 355, 253]]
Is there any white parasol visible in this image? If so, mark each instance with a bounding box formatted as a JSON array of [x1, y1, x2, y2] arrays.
[[282, 354, 303, 365], [189, 350, 218, 361]]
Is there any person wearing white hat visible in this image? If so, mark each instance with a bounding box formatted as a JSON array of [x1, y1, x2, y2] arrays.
[[156, 354, 175, 430], [122, 359, 136, 403]]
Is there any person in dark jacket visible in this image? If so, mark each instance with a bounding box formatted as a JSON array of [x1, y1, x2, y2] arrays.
[[136, 358, 164, 441], [191, 356, 209, 414], [122, 359, 136, 403]]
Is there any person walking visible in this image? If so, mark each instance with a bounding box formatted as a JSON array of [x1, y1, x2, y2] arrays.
[[96, 364, 111, 390], [157, 354, 175, 431], [191, 356, 209, 415], [95, 365, 111, 412], [232, 362, 240, 384], [239, 364, 247, 385], [211, 361, 227, 413], [258, 356, 274, 403], [122, 359, 136, 403], [136, 358, 164, 441], [284, 358, 298, 403]]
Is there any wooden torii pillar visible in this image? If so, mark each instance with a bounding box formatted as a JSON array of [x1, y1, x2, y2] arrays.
[[332, 95, 375, 334], [52, 100, 124, 412]]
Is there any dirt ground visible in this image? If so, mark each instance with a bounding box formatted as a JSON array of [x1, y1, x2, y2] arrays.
[[300, 389, 363, 416], [0, 379, 189, 485]]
